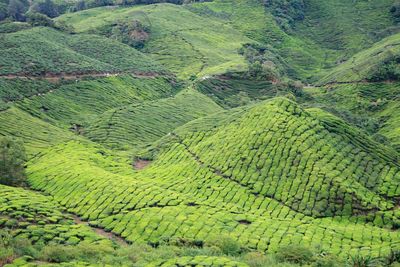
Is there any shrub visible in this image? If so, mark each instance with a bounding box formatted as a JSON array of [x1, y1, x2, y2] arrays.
[[39, 245, 81, 263], [26, 11, 54, 27], [368, 55, 400, 81], [275, 245, 314, 264], [111, 20, 150, 49], [391, 2, 400, 22], [208, 236, 241, 256], [0, 136, 27, 186], [242, 252, 271, 267], [313, 253, 341, 267], [349, 254, 382, 267], [386, 250, 400, 265], [0, 246, 15, 266], [248, 61, 280, 81], [264, 0, 306, 31]]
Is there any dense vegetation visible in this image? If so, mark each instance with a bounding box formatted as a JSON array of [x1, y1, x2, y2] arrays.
[[1, 0, 400, 266]]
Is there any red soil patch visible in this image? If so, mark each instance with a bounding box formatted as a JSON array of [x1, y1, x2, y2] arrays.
[[133, 159, 151, 170]]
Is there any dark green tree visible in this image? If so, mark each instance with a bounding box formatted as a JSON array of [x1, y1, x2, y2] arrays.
[[73, 0, 86, 11], [0, 136, 27, 186], [0, 2, 7, 21], [7, 0, 27, 21], [30, 0, 58, 18]]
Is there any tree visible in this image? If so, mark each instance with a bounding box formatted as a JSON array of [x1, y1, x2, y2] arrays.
[[7, 0, 27, 21], [0, 3, 8, 21], [391, 2, 400, 22], [30, 0, 59, 18], [73, 0, 86, 12], [0, 136, 27, 186]]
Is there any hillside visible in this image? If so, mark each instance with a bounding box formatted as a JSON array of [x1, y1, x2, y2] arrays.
[[57, 4, 251, 79], [24, 99, 399, 261], [0, 27, 164, 76], [1, 0, 400, 266], [317, 33, 400, 85]]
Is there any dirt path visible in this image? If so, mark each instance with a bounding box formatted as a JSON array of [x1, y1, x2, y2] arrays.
[[313, 79, 397, 87], [0, 71, 163, 82], [72, 215, 128, 247]]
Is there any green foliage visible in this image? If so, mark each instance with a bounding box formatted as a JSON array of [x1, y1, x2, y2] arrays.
[[0, 136, 26, 186], [349, 254, 381, 267], [195, 76, 280, 108], [7, 0, 28, 21], [1, 0, 400, 265], [85, 88, 222, 150], [0, 22, 31, 33], [368, 55, 400, 82], [391, 2, 400, 23], [275, 245, 313, 265], [26, 11, 54, 27], [24, 98, 400, 261], [56, 4, 250, 79], [0, 27, 164, 76], [29, 0, 59, 18], [264, 0, 305, 31], [303, 82, 400, 151], [110, 19, 150, 49], [209, 236, 241, 256]]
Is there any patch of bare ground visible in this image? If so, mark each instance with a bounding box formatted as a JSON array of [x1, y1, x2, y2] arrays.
[[72, 215, 128, 246], [133, 159, 152, 170]]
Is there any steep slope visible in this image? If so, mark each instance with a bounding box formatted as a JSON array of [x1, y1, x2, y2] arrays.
[[0, 27, 164, 76], [317, 33, 400, 85], [294, 0, 396, 53], [195, 76, 280, 108], [0, 107, 76, 155], [85, 89, 223, 150], [26, 98, 400, 259], [15, 75, 181, 130], [0, 184, 113, 247], [173, 98, 399, 217], [57, 4, 251, 79], [304, 82, 400, 151]]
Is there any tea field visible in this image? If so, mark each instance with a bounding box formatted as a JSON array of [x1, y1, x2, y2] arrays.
[[23, 99, 400, 261], [1, 0, 400, 265]]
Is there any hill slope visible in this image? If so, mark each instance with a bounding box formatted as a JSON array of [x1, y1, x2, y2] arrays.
[[26, 98, 400, 259], [0, 27, 164, 76]]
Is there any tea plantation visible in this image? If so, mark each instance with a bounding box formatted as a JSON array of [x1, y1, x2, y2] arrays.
[[1, 0, 400, 266], [0, 27, 164, 76], [24, 99, 400, 262]]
